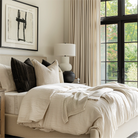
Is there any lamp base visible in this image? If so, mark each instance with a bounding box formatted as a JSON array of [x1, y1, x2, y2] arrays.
[[59, 57, 72, 71], [63, 71, 75, 83]]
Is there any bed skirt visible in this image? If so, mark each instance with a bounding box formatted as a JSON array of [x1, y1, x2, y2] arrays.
[[5, 114, 138, 138], [5, 114, 89, 138]]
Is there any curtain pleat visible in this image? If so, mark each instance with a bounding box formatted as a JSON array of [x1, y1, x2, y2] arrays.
[[69, 0, 100, 87]]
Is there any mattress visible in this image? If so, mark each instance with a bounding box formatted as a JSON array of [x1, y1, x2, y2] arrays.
[[5, 92, 27, 115]]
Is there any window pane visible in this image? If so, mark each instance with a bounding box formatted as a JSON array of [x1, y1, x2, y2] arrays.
[[107, 24, 118, 42], [106, 81, 117, 83], [125, 62, 137, 81], [125, 22, 137, 42], [106, 0, 118, 17], [101, 44, 105, 61], [125, 0, 137, 15], [101, 81, 105, 84], [101, 63, 105, 80], [125, 43, 137, 61], [125, 82, 137, 88], [107, 43, 117, 61], [101, 2, 105, 17], [106, 62, 118, 80], [101, 25, 105, 43]]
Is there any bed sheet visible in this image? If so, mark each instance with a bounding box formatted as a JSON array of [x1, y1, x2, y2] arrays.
[[5, 92, 27, 114]]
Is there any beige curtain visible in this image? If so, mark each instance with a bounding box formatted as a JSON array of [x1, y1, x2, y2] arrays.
[[69, 0, 101, 87]]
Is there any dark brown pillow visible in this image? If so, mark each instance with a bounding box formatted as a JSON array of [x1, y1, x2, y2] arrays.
[[11, 58, 36, 92]]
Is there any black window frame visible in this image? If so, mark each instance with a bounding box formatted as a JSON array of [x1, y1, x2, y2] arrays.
[[101, 0, 138, 85]]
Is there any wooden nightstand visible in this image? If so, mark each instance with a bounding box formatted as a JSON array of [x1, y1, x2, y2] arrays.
[[0, 89, 5, 138]]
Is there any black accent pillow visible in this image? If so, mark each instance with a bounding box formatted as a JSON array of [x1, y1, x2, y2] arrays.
[[42, 59, 51, 67], [11, 58, 36, 92]]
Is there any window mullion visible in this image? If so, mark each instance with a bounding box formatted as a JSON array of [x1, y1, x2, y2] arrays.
[[118, 21, 124, 83], [121, 0, 125, 16]]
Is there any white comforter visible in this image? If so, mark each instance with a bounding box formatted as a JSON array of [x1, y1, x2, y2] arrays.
[[17, 82, 138, 138]]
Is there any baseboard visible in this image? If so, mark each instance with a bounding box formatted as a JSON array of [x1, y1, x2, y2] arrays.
[[5, 135, 22, 138]]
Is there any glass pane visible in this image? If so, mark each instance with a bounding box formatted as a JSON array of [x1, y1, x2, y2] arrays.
[[125, 0, 137, 15], [101, 63, 105, 80], [101, 81, 105, 84], [107, 24, 118, 42], [125, 43, 137, 61], [125, 62, 137, 81], [100, 2, 105, 17], [106, 62, 118, 80], [101, 44, 105, 61], [125, 22, 137, 42], [107, 43, 117, 61], [101, 25, 105, 43], [106, 81, 117, 83], [125, 82, 137, 88], [106, 0, 118, 17]]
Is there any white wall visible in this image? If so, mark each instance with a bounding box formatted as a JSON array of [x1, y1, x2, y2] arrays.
[[64, 0, 70, 43], [0, 0, 64, 62]]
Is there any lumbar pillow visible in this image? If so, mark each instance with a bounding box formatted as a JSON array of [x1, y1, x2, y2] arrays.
[[11, 58, 36, 92], [33, 59, 60, 86], [42, 59, 64, 83], [0, 64, 16, 92]]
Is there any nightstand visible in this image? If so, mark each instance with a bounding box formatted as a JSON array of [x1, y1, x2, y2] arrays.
[[73, 83, 86, 85], [0, 89, 5, 138]]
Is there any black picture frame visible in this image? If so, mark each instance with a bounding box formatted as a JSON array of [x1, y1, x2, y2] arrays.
[[0, 0, 39, 51]]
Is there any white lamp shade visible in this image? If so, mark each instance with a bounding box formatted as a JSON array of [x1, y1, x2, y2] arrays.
[[54, 43, 76, 57]]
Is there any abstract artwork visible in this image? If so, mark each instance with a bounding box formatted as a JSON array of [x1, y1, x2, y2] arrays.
[[0, 0, 38, 51], [6, 5, 34, 45]]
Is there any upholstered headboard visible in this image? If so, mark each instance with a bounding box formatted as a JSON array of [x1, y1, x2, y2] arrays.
[[0, 54, 47, 66]]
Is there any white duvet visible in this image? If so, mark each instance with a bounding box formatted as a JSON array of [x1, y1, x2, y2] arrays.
[[17, 82, 138, 138]]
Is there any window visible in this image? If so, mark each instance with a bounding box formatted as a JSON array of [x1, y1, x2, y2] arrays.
[[100, 0, 138, 87]]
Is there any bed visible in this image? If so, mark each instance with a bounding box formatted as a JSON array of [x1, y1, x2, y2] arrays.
[[0, 54, 138, 138]]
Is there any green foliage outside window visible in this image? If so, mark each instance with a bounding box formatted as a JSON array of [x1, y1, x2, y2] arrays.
[[101, 0, 138, 86]]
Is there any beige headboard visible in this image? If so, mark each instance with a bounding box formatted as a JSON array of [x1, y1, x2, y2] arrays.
[[0, 54, 47, 66]]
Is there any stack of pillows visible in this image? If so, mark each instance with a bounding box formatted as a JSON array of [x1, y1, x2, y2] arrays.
[[0, 58, 64, 93]]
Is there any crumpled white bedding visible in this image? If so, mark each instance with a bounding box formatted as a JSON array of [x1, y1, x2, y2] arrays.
[[17, 82, 138, 138]]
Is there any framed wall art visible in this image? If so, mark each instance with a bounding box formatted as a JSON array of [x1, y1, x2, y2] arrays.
[[0, 0, 39, 51]]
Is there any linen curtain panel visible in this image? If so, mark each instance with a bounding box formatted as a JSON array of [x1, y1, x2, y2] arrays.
[[69, 0, 101, 87]]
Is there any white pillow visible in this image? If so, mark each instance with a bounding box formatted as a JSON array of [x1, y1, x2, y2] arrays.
[[0, 64, 16, 92], [33, 59, 60, 86]]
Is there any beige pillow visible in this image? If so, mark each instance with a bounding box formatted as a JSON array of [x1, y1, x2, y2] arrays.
[[0, 64, 16, 92], [33, 59, 60, 86], [58, 67, 64, 83]]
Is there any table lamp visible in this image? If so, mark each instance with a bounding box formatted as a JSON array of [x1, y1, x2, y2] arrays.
[[54, 43, 76, 83], [54, 43, 76, 71]]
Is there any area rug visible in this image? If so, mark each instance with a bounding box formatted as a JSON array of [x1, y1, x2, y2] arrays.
[[128, 131, 138, 138]]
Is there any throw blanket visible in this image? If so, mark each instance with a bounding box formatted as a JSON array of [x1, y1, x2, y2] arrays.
[[17, 82, 138, 138]]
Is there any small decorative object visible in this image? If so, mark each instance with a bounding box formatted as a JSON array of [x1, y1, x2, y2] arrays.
[[74, 78, 80, 83], [77, 78, 80, 83], [63, 71, 75, 83], [0, 0, 38, 51]]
